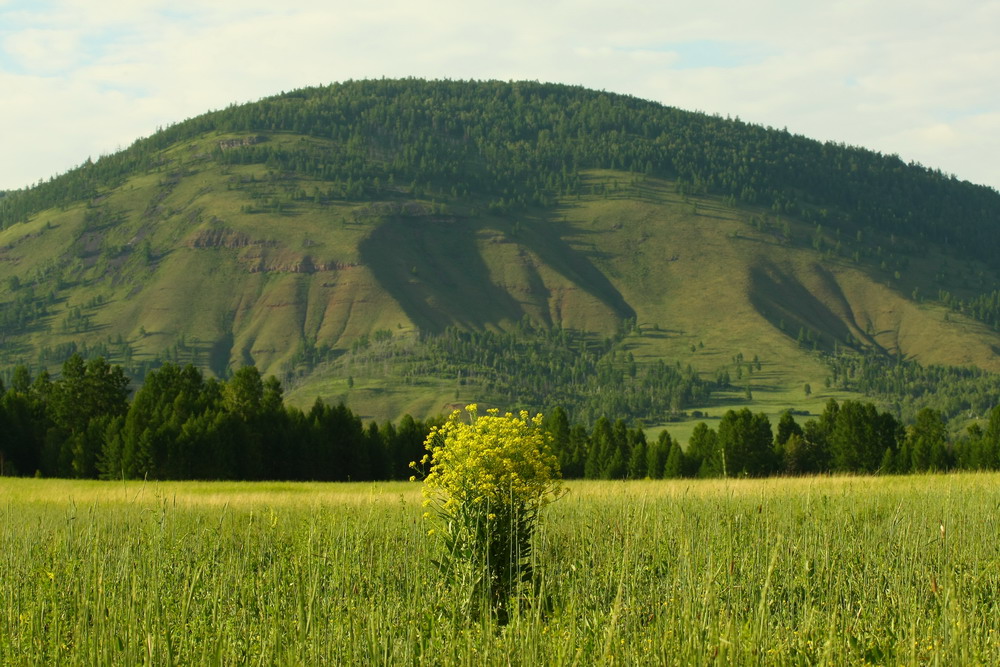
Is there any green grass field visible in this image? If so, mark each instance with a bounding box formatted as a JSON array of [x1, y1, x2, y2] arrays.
[[3, 474, 999, 664]]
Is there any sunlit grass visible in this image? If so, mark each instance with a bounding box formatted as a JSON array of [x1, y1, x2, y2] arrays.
[[0, 477, 420, 507], [2, 473, 999, 664]]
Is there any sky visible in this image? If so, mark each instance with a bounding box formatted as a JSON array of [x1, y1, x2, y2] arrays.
[[2, 0, 999, 192]]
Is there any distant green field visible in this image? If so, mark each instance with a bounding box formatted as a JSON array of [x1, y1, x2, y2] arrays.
[[3, 475, 999, 664], [646, 380, 860, 445]]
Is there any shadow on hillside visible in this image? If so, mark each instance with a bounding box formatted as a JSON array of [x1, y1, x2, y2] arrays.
[[748, 261, 884, 354], [519, 216, 635, 320], [359, 215, 635, 333]]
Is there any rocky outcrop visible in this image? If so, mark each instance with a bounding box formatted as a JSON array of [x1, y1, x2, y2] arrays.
[[245, 258, 360, 274], [218, 136, 264, 150], [187, 228, 277, 249]]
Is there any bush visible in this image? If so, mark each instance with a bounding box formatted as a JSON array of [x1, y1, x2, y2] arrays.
[[414, 404, 564, 622]]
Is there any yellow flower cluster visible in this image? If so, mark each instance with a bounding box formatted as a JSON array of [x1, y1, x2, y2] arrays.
[[418, 404, 563, 512], [414, 404, 564, 617]]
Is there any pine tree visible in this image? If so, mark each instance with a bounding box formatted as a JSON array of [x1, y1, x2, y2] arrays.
[[663, 441, 685, 479], [646, 431, 671, 480]]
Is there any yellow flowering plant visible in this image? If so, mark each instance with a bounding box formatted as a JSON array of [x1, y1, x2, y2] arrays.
[[413, 404, 564, 622]]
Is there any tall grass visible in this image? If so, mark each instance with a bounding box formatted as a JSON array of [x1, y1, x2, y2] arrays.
[[2, 474, 998, 664]]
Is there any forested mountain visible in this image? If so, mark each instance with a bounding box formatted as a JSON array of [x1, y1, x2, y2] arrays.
[[1, 79, 999, 428]]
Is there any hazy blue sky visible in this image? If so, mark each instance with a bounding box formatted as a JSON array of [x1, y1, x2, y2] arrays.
[[2, 0, 998, 191]]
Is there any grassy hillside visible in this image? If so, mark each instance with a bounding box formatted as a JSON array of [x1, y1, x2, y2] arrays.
[[2, 80, 999, 427]]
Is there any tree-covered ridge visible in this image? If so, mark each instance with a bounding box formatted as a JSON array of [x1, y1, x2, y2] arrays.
[[313, 320, 714, 426], [938, 289, 1000, 331], [825, 351, 1000, 423], [3, 79, 999, 266]]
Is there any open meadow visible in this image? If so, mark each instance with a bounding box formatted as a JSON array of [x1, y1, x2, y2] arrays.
[[2, 474, 999, 664]]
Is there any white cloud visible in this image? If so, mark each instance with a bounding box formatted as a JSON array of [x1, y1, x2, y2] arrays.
[[1, 0, 999, 191], [4, 28, 83, 72]]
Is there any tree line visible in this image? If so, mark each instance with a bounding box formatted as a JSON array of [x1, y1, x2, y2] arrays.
[[825, 351, 1000, 424], [939, 288, 1000, 331], [551, 399, 1000, 480], [3, 354, 998, 481], [0, 356, 433, 481]]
